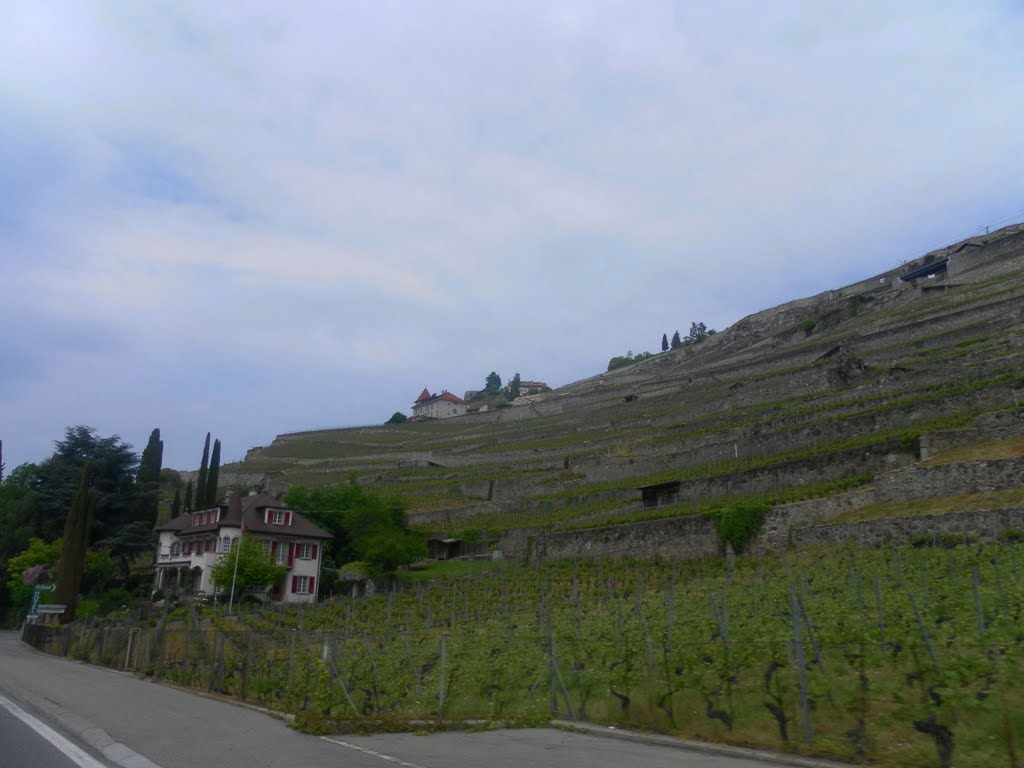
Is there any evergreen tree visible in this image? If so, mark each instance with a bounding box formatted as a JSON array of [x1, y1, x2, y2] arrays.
[[661, 333, 669, 352], [183, 480, 193, 514], [135, 428, 163, 525], [33, 426, 137, 544], [671, 330, 682, 349], [170, 485, 181, 518], [195, 433, 211, 509], [508, 373, 521, 400], [485, 371, 502, 394], [205, 439, 221, 507], [55, 466, 93, 623]]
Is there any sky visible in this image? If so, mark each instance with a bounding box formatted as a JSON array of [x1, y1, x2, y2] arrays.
[[2, 1, 1024, 472]]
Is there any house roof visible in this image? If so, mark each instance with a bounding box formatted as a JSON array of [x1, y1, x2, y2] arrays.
[[156, 493, 331, 540], [413, 389, 466, 406]]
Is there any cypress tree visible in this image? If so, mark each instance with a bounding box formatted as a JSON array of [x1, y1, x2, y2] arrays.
[[205, 439, 221, 506], [169, 485, 182, 519], [55, 465, 93, 623], [135, 428, 163, 525], [661, 333, 669, 352], [671, 330, 682, 349], [184, 480, 194, 514], [195, 433, 211, 508]]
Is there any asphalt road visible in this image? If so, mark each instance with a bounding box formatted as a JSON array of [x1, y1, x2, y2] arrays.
[[0, 630, 808, 768], [0, 698, 106, 768]]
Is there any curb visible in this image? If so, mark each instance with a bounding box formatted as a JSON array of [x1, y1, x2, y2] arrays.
[[550, 720, 855, 768]]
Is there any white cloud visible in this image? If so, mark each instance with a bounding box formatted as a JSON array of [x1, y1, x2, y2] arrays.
[[2, 1, 1023, 469]]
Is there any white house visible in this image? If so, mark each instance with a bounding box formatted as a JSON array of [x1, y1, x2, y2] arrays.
[[154, 492, 331, 604], [412, 388, 467, 419]]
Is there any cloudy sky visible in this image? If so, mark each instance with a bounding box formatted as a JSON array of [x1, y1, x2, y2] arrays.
[[2, 1, 1023, 472]]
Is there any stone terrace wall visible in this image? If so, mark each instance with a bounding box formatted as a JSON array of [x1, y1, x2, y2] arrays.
[[792, 509, 1024, 549], [529, 516, 718, 564], [755, 487, 876, 552], [874, 457, 1024, 502], [925, 411, 1024, 457]]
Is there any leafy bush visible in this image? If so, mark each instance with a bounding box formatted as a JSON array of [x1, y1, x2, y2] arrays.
[[703, 502, 770, 554], [608, 351, 653, 371]]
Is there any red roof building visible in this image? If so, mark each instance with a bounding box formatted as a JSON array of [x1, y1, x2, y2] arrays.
[[412, 387, 468, 419]]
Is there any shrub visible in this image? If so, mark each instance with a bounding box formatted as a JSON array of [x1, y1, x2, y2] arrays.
[[704, 502, 770, 554]]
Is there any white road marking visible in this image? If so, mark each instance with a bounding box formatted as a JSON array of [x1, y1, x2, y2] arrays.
[[0, 692, 109, 768], [321, 736, 430, 768]]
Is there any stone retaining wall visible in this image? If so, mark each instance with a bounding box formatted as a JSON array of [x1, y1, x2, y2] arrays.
[[791, 509, 1024, 549], [874, 457, 1024, 502], [528, 515, 718, 564], [755, 487, 876, 552]]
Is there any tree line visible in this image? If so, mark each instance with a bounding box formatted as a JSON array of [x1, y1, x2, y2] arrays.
[[1, 424, 421, 624], [609, 322, 717, 371]]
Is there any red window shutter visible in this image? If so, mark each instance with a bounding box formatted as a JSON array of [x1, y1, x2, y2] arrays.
[[291, 575, 298, 593], [265, 509, 271, 524], [285, 511, 292, 526], [308, 577, 315, 595], [271, 542, 278, 555], [287, 543, 295, 567], [311, 544, 318, 561]]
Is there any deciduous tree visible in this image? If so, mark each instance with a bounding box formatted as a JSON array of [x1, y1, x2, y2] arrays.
[[210, 535, 287, 595]]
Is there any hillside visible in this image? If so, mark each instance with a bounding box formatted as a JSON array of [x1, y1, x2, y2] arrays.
[[222, 224, 1024, 544]]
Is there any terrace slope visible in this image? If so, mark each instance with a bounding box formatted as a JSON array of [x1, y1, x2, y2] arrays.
[[223, 224, 1024, 541]]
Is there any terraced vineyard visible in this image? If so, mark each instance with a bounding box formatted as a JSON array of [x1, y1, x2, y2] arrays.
[[30, 541, 1024, 767], [220, 224, 1024, 548]]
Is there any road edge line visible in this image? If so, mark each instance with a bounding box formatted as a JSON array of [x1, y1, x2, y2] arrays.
[[0, 692, 109, 768]]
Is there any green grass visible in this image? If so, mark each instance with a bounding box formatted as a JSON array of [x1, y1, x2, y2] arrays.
[[395, 559, 500, 584], [923, 436, 1024, 467]]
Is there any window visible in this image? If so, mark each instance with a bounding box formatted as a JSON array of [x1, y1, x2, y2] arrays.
[[171, 542, 180, 556], [205, 539, 214, 553], [231, 537, 239, 551], [292, 575, 315, 595], [297, 543, 312, 560], [276, 546, 288, 565], [222, 536, 231, 552], [268, 509, 292, 525]]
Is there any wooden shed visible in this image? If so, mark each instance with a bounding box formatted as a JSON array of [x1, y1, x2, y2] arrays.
[[427, 537, 463, 560]]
